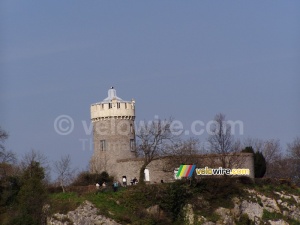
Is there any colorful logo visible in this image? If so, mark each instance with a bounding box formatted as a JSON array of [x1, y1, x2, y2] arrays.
[[176, 165, 196, 178]]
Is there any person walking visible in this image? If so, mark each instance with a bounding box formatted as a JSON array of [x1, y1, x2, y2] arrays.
[[113, 181, 119, 192], [95, 183, 100, 194], [122, 176, 127, 187], [102, 182, 106, 192], [133, 177, 138, 185]]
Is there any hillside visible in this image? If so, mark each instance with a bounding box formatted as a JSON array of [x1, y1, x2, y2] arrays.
[[46, 178, 300, 225]]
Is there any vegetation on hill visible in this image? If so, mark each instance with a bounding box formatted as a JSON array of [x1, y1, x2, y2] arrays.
[[47, 177, 300, 225]]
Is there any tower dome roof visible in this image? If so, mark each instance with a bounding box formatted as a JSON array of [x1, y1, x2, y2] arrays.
[[101, 87, 129, 103]]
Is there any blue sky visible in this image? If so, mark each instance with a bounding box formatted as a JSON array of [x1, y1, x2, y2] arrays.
[[1, 1, 299, 176]]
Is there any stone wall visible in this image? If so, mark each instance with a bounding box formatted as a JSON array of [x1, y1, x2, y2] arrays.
[[112, 153, 254, 184]]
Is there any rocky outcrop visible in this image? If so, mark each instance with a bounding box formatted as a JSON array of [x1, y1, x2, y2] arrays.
[[274, 191, 300, 222], [258, 193, 281, 213], [47, 201, 121, 225], [268, 219, 289, 225], [146, 204, 165, 219], [214, 207, 235, 224], [183, 204, 194, 225], [239, 199, 263, 221], [47, 189, 300, 225], [184, 189, 300, 225]]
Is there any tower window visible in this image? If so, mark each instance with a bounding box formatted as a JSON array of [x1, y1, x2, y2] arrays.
[[100, 140, 106, 151], [117, 102, 120, 108], [125, 103, 127, 109], [130, 124, 133, 133], [109, 103, 112, 109], [101, 104, 104, 109], [130, 139, 135, 151]]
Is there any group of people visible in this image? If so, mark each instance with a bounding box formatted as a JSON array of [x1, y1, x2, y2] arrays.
[[122, 177, 138, 187], [95, 182, 107, 193], [95, 177, 139, 193], [130, 177, 138, 185]]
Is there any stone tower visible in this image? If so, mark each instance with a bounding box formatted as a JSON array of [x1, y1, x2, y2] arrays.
[[90, 87, 136, 176]]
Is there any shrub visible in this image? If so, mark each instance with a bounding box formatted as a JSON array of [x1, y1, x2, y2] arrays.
[[237, 176, 254, 185], [71, 171, 113, 186], [159, 181, 192, 222], [47, 185, 63, 194]]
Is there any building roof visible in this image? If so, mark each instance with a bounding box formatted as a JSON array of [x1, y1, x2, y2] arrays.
[[102, 87, 123, 102]]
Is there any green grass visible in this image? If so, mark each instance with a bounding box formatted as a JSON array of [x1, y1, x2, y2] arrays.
[[85, 189, 133, 223], [262, 209, 283, 221], [253, 181, 300, 198], [49, 192, 84, 214]]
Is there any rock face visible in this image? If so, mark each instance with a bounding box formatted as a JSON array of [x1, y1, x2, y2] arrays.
[[146, 204, 165, 219], [184, 189, 300, 225], [258, 193, 281, 213], [183, 204, 194, 225], [268, 219, 289, 225], [48, 189, 300, 225], [47, 201, 121, 225], [239, 199, 263, 221]]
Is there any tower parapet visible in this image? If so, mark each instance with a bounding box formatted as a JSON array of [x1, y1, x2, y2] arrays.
[[91, 88, 135, 121]]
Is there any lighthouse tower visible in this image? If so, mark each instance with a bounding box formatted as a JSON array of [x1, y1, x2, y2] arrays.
[[90, 87, 136, 176]]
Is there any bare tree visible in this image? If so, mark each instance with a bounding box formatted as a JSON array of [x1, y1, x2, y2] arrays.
[[262, 139, 283, 178], [287, 137, 300, 185], [0, 127, 8, 148], [287, 137, 300, 160], [244, 138, 282, 166], [21, 149, 48, 168], [53, 155, 76, 192], [0, 127, 17, 178], [0, 127, 16, 164], [136, 118, 175, 184], [0, 149, 16, 164], [163, 138, 203, 176], [206, 113, 241, 168], [243, 138, 265, 153], [0, 150, 17, 178], [207, 113, 234, 155], [263, 139, 282, 165], [166, 137, 200, 157], [20, 149, 51, 183]]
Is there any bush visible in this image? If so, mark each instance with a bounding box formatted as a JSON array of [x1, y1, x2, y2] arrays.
[[159, 181, 192, 222], [237, 176, 254, 185], [8, 161, 48, 225], [71, 171, 113, 186], [242, 147, 266, 178], [196, 177, 242, 199], [47, 185, 63, 194], [192, 177, 244, 211], [254, 151, 266, 178]]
